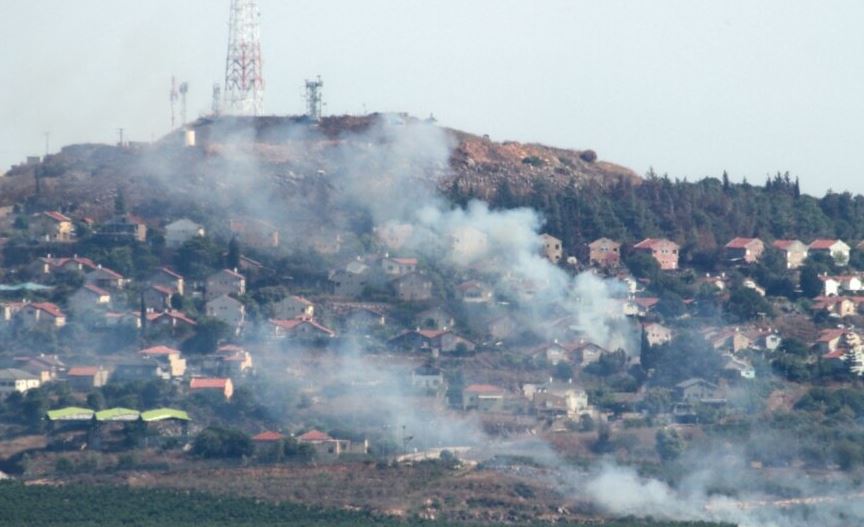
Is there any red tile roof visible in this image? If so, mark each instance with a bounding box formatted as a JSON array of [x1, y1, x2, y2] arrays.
[[150, 284, 174, 296], [633, 238, 679, 250], [724, 237, 761, 249], [297, 429, 333, 442], [390, 257, 418, 265], [42, 211, 71, 223], [90, 266, 124, 279], [252, 431, 285, 442], [30, 302, 64, 318], [156, 267, 183, 279], [270, 318, 335, 337], [190, 377, 229, 390], [140, 345, 180, 356], [83, 284, 111, 297], [68, 366, 102, 377], [809, 239, 842, 250]]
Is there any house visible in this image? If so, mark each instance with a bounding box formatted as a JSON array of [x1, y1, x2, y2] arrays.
[[228, 217, 279, 248], [146, 310, 197, 330], [12, 355, 62, 383], [139, 346, 186, 378], [772, 240, 809, 269], [0, 369, 40, 395], [675, 378, 725, 403], [457, 280, 493, 304], [30, 211, 74, 242], [411, 365, 445, 391], [206, 269, 246, 299], [205, 295, 246, 333], [809, 239, 851, 266], [812, 296, 859, 318], [85, 266, 127, 290], [416, 307, 454, 330], [112, 360, 169, 382], [821, 331, 864, 376], [13, 354, 65, 383], [705, 328, 753, 353], [270, 318, 336, 339], [99, 213, 147, 242], [573, 342, 609, 366], [724, 238, 765, 263], [818, 276, 841, 297], [150, 267, 185, 295], [643, 323, 672, 347], [202, 344, 253, 378], [390, 329, 475, 355], [296, 430, 364, 459], [381, 256, 418, 277], [588, 238, 621, 267], [839, 275, 864, 293], [189, 377, 234, 400], [31, 255, 98, 275], [17, 302, 66, 328], [531, 341, 579, 366], [462, 384, 506, 412], [539, 233, 563, 264], [330, 261, 371, 298], [252, 431, 285, 455], [633, 238, 680, 270], [164, 218, 205, 248], [66, 366, 109, 391], [324, 302, 387, 332], [815, 328, 846, 354], [722, 354, 756, 379], [68, 284, 111, 313], [143, 285, 174, 311], [271, 295, 314, 319], [623, 296, 659, 317], [393, 272, 433, 302], [524, 381, 591, 419]]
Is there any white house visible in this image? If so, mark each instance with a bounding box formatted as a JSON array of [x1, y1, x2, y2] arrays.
[[0, 369, 41, 395], [164, 219, 205, 248]]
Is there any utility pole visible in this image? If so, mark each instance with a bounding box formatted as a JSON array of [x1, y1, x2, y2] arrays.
[[44, 131, 50, 157], [224, 0, 264, 115], [170, 76, 178, 129], [117, 128, 124, 147]]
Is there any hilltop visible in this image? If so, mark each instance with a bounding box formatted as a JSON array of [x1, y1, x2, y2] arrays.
[[0, 114, 639, 222]]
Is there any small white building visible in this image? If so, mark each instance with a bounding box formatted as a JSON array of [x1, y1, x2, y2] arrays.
[[0, 369, 41, 395], [164, 219, 205, 248]]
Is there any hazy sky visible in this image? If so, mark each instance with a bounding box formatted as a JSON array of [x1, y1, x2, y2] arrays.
[[2, 1, 863, 195]]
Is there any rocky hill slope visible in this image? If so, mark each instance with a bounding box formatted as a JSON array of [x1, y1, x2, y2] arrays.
[[0, 114, 639, 222]]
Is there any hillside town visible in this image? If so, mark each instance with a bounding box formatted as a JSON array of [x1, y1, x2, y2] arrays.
[[1, 187, 864, 486]]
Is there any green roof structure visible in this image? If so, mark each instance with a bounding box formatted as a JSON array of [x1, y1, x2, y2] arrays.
[[95, 408, 140, 422], [46, 407, 95, 421], [140, 408, 190, 422]]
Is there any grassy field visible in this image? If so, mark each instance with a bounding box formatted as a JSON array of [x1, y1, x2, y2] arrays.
[[0, 482, 733, 527]]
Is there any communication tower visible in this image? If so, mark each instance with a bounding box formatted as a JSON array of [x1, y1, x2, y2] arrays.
[[304, 76, 324, 121], [211, 83, 223, 115], [224, 0, 264, 115]]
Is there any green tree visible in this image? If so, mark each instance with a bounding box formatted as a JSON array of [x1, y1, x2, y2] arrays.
[[799, 265, 823, 298], [656, 428, 684, 462], [226, 237, 241, 270], [725, 287, 773, 322], [181, 317, 230, 355]]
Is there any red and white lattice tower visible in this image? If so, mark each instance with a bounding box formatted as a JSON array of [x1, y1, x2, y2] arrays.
[[224, 0, 264, 115]]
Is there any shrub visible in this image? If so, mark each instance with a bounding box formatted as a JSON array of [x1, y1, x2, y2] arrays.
[[579, 149, 597, 163]]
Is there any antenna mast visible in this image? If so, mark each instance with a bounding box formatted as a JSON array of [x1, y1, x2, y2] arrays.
[[224, 0, 264, 115], [304, 76, 324, 121], [170, 76, 179, 129], [211, 83, 223, 115]]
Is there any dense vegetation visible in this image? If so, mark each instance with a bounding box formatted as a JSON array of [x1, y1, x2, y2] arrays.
[[0, 482, 733, 527], [466, 172, 864, 264]]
